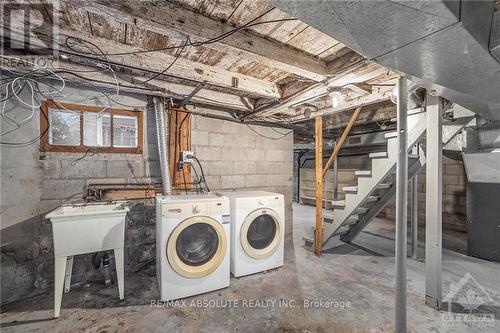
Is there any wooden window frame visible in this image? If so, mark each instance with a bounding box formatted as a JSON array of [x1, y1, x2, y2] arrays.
[[40, 100, 143, 154]]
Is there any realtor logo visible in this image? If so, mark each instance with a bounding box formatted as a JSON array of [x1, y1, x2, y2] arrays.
[[441, 272, 495, 328], [1, 0, 59, 55]]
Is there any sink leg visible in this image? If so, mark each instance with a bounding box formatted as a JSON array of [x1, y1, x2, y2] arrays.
[[64, 256, 74, 293], [54, 256, 67, 318], [114, 248, 124, 300]]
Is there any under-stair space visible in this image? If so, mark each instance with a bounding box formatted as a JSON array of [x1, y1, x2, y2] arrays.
[[304, 104, 475, 251], [304, 108, 428, 250], [299, 169, 358, 209]]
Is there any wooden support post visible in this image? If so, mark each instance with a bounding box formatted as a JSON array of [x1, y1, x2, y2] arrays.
[[322, 107, 362, 177], [315, 116, 323, 256]]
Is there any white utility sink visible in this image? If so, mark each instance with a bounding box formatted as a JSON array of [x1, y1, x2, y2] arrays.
[[46, 202, 129, 318]]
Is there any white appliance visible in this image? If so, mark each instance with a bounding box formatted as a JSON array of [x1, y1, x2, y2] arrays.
[[220, 191, 285, 277], [156, 194, 230, 301]]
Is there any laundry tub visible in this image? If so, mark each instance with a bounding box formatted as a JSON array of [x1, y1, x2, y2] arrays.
[[46, 202, 129, 318]]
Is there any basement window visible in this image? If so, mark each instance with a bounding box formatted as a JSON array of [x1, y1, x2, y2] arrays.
[[40, 100, 143, 154]]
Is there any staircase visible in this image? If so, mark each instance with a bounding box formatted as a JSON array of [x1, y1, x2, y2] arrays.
[[304, 108, 428, 250], [304, 106, 474, 250]]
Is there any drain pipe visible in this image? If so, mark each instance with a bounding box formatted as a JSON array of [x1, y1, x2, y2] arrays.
[[153, 96, 172, 195]]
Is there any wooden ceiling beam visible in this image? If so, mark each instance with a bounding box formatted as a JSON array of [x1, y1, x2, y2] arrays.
[[79, 0, 330, 81], [290, 89, 393, 123], [258, 61, 391, 116], [55, 28, 281, 99], [2, 56, 252, 111]]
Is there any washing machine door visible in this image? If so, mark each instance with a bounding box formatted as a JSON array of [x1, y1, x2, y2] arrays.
[[167, 216, 227, 279], [240, 208, 282, 259]]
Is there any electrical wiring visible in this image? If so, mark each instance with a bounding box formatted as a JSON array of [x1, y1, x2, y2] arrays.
[[192, 155, 210, 193], [246, 124, 293, 140], [140, 37, 189, 85], [61, 11, 296, 57]]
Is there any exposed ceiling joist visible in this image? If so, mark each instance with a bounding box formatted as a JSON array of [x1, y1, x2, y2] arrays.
[[2, 57, 252, 111], [80, 0, 330, 81], [258, 62, 393, 116], [290, 89, 393, 123], [51, 27, 283, 99]]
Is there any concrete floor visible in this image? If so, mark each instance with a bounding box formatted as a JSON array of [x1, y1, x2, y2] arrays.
[[1, 203, 499, 332]]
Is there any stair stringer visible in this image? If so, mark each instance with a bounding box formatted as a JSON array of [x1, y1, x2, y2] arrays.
[[321, 110, 427, 247], [340, 146, 426, 243]]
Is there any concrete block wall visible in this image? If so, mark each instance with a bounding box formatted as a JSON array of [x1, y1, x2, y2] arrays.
[[192, 115, 294, 234], [1, 89, 294, 305], [294, 150, 467, 233], [379, 156, 467, 232], [1, 88, 161, 304]]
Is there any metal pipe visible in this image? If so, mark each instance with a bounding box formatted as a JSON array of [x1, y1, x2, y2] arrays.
[[411, 148, 418, 259], [395, 77, 408, 333], [153, 96, 172, 195]]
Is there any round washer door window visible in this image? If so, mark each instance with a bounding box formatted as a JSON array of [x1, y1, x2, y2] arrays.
[[240, 209, 282, 259], [167, 216, 227, 279]]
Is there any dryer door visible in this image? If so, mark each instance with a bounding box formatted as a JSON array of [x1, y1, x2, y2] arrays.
[[167, 216, 227, 279], [240, 208, 282, 259]]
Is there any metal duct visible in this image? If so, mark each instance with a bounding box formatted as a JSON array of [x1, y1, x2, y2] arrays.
[[153, 96, 172, 195], [269, 0, 500, 120]]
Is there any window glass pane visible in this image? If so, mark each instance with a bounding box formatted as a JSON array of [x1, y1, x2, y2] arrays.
[[113, 114, 138, 147], [48, 108, 80, 146], [83, 112, 111, 147]]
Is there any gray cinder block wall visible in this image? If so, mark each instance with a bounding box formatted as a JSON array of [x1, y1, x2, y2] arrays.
[[191, 114, 293, 234], [380, 155, 467, 232], [296, 152, 467, 232], [0, 89, 294, 305]]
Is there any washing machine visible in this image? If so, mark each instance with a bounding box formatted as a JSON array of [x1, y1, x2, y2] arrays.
[[156, 194, 230, 301], [220, 191, 285, 277]]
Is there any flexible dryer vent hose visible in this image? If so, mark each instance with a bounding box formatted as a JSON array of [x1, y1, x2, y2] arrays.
[[153, 96, 172, 195]]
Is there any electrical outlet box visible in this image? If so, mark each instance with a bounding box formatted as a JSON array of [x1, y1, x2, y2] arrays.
[[181, 151, 194, 163]]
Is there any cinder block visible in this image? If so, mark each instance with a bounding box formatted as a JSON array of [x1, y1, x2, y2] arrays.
[[275, 162, 292, 176], [255, 161, 276, 175], [221, 175, 245, 189], [42, 179, 86, 200], [41, 160, 61, 179], [267, 174, 291, 187], [245, 175, 267, 187], [191, 130, 209, 146], [206, 161, 233, 176], [442, 175, 459, 185], [233, 161, 256, 175], [204, 175, 221, 190], [445, 184, 465, 194], [444, 164, 463, 175], [193, 145, 222, 161], [106, 160, 145, 178], [61, 160, 106, 179], [265, 149, 292, 162]]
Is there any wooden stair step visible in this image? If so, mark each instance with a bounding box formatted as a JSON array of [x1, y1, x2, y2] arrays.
[[369, 152, 387, 158], [332, 200, 346, 208], [355, 170, 372, 177], [342, 186, 358, 193]]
